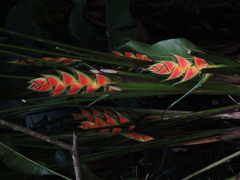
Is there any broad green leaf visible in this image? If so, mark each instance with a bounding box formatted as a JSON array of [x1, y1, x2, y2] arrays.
[[117, 38, 205, 61], [0, 137, 71, 179]]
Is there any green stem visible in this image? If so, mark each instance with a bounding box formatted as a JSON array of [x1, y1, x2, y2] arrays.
[[182, 150, 240, 180], [0, 91, 168, 115], [0, 49, 71, 69], [147, 104, 240, 128], [0, 74, 34, 79], [189, 50, 240, 66], [0, 28, 151, 66], [55, 47, 90, 57], [0, 42, 137, 67], [0, 42, 82, 61]]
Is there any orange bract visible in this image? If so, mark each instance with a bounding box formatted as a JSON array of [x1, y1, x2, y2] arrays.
[[75, 108, 135, 135], [28, 70, 114, 96], [74, 108, 154, 142], [112, 51, 153, 70], [112, 50, 211, 84], [148, 54, 210, 84]]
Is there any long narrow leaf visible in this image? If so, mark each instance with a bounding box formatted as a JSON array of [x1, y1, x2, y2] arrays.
[[0, 139, 71, 179]]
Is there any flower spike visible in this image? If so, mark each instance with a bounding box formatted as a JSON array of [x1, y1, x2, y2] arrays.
[[28, 69, 115, 96], [121, 132, 154, 142], [75, 108, 153, 142], [10, 57, 81, 66]]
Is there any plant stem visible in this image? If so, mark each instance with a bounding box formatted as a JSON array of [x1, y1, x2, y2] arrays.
[[0, 42, 137, 67], [0, 28, 151, 67], [182, 150, 240, 180], [72, 132, 82, 180], [0, 118, 72, 150], [0, 49, 71, 69], [0, 74, 35, 79]]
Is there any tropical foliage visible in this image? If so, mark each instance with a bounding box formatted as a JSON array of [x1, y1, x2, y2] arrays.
[[1, 1, 240, 180]]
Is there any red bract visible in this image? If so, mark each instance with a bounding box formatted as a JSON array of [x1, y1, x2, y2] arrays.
[[57, 70, 77, 85], [112, 51, 123, 56], [67, 82, 83, 95], [75, 108, 154, 142], [28, 70, 114, 96], [90, 108, 102, 116], [96, 74, 112, 86], [105, 114, 118, 126], [173, 54, 192, 70], [136, 53, 152, 61], [72, 109, 91, 120], [51, 82, 66, 96], [71, 69, 93, 86], [194, 57, 209, 70], [86, 81, 100, 93], [112, 51, 152, 62], [43, 75, 61, 86], [121, 132, 154, 142], [148, 54, 211, 84], [79, 121, 96, 129], [76, 108, 133, 134], [113, 51, 212, 85], [28, 78, 53, 92]]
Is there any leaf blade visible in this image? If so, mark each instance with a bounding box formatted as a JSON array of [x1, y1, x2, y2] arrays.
[[0, 139, 71, 179]]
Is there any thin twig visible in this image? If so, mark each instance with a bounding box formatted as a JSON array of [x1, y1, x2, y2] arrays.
[[0, 118, 83, 180], [228, 95, 240, 104], [72, 132, 82, 180], [0, 118, 72, 150]]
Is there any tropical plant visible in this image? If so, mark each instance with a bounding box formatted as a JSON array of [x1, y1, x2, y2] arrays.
[[1, 1, 240, 180]]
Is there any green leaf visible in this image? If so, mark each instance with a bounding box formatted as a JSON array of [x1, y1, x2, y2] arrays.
[[106, 0, 135, 49], [69, 0, 93, 47], [0, 137, 71, 179], [117, 38, 205, 61]]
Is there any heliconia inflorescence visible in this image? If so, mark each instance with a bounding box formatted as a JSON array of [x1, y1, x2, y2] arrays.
[[28, 69, 116, 96], [73, 108, 154, 142], [112, 51, 217, 85], [112, 51, 152, 62], [112, 51, 224, 113], [10, 57, 81, 66], [148, 54, 211, 85], [112, 51, 152, 70]]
